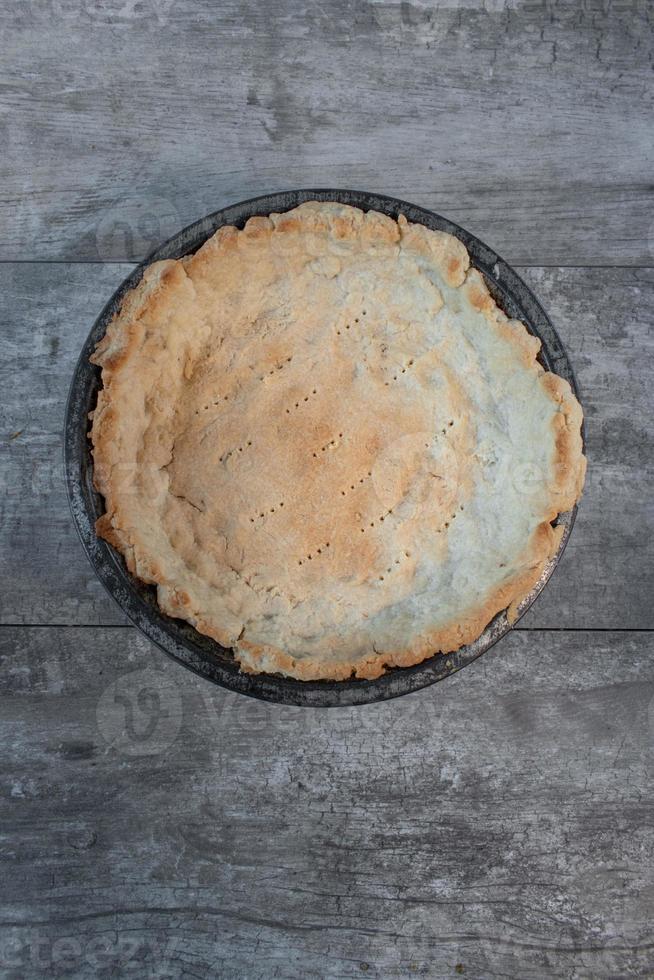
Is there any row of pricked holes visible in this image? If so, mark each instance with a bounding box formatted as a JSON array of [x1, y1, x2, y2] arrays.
[[257, 356, 293, 381], [245, 431, 460, 523], [360, 507, 394, 533], [216, 423, 453, 466], [298, 541, 331, 566], [219, 439, 252, 464], [336, 310, 367, 335], [195, 396, 229, 415], [195, 356, 294, 413], [294, 505, 465, 576], [252, 499, 463, 545], [192, 355, 294, 418], [421, 421, 454, 450], [313, 432, 344, 457], [379, 550, 412, 581], [364, 501, 464, 543], [384, 359, 415, 385], [285, 388, 318, 413], [376, 505, 465, 580], [437, 506, 464, 532], [243, 409, 457, 534], [419, 422, 454, 453], [341, 469, 372, 496], [249, 500, 285, 523]]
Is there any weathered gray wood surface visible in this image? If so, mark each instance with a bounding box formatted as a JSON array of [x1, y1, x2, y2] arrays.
[[2, 263, 652, 628], [2, 0, 653, 977], [1, 628, 653, 978], [1, 0, 653, 266]]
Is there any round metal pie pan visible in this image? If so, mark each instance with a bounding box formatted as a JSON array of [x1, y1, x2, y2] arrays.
[[65, 189, 583, 707]]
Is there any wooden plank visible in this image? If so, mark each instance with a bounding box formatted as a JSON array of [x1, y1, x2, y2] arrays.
[[1, 263, 130, 627], [1, 0, 652, 265], [2, 262, 652, 628], [0, 627, 652, 978], [519, 265, 654, 628]]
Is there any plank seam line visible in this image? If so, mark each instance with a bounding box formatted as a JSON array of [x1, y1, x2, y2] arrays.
[[0, 624, 651, 632], [0, 260, 653, 270]]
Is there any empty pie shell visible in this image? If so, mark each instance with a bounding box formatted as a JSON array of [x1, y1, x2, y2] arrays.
[[89, 201, 586, 680]]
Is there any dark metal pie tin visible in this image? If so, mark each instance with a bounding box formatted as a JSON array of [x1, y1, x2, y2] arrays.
[[64, 189, 582, 707]]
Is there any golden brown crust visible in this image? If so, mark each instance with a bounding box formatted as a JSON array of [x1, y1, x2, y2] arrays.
[[90, 202, 585, 680]]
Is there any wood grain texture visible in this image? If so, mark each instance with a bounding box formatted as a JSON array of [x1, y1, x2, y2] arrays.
[[1, 0, 652, 265], [2, 262, 652, 628], [1, 627, 653, 979], [1, 4, 652, 974]]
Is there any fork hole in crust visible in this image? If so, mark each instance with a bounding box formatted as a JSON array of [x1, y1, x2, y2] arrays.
[[297, 541, 331, 566]]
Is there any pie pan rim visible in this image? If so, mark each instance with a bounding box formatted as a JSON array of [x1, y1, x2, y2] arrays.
[[64, 188, 583, 707]]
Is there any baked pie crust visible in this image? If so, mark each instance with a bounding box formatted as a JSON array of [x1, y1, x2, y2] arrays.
[[90, 202, 586, 680]]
